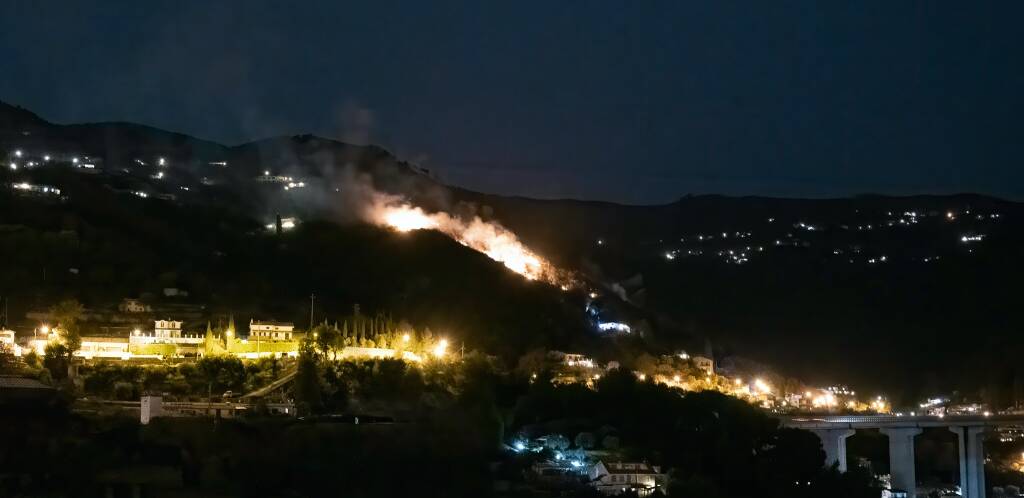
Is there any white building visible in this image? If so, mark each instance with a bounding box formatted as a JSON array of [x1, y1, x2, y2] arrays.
[[118, 299, 151, 313], [155, 320, 183, 339], [692, 355, 714, 375], [588, 461, 666, 496], [249, 320, 294, 341], [562, 353, 595, 368], [130, 320, 202, 348], [76, 337, 130, 360], [0, 329, 17, 353]]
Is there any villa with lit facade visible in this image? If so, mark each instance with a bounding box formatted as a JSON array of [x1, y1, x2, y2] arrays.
[[155, 320, 183, 339], [248, 320, 294, 341], [588, 461, 666, 496]]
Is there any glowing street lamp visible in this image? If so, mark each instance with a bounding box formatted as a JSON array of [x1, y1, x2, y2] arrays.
[[754, 378, 771, 394], [402, 333, 410, 343], [433, 339, 448, 358]]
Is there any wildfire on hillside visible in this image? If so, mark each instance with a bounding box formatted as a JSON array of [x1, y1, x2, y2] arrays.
[[369, 200, 576, 287]]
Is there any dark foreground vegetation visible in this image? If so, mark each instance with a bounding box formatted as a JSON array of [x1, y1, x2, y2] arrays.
[[0, 349, 882, 498]]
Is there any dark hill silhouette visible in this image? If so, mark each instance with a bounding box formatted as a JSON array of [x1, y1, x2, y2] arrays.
[[1, 100, 1022, 404]]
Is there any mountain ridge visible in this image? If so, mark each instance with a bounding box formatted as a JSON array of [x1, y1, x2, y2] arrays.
[[2, 99, 1023, 402]]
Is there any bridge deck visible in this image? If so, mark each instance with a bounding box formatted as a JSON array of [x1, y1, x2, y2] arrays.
[[781, 414, 1024, 429]]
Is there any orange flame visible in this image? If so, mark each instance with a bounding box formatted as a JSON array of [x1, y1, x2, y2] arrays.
[[371, 201, 573, 286]]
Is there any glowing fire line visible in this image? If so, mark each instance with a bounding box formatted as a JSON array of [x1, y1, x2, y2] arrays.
[[372, 202, 571, 286]]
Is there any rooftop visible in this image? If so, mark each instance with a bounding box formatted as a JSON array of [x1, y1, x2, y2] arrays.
[[602, 462, 661, 475], [250, 320, 294, 327], [0, 376, 55, 391]]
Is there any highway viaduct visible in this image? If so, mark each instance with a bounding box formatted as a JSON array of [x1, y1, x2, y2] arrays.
[[781, 414, 1024, 498]]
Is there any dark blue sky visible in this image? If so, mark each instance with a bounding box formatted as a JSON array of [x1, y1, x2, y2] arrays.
[[2, 1, 1022, 203]]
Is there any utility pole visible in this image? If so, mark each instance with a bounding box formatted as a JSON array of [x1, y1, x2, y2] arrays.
[[309, 294, 315, 331]]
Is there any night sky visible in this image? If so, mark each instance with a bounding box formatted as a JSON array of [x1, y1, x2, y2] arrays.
[[2, 1, 1022, 204]]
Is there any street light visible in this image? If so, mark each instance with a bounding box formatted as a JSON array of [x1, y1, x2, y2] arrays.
[[433, 339, 448, 358], [402, 333, 410, 343]]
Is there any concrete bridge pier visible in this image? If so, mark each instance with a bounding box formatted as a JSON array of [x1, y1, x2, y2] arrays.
[[811, 428, 856, 472], [950, 426, 987, 498], [880, 427, 922, 498]]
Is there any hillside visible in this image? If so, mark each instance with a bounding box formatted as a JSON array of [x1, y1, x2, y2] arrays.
[[2, 100, 1023, 402]]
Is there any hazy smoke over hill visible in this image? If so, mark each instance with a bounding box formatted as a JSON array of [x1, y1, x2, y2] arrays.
[[304, 163, 568, 285]]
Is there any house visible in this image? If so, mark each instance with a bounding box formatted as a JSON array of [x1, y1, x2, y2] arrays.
[[0, 329, 24, 356], [0, 375, 58, 406], [154, 320, 183, 339], [0, 329, 15, 348], [562, 353, 594, 368], [249, 320, 294, 341], [587, 461, 666, 496], [130, 321, 202, 351], [119, 299, 151, 313], [76, 336, 130, 360], [530, 461, 585, 489], [692, 355, 714, 375]]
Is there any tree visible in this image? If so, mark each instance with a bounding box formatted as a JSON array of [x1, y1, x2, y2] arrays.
[[543, 434, 570, 451], [293, 341, 323, 415], [515, 349, 549, 379], [0, 343, 18, 374], [312, 322, 340, 360], [634, 353, 659, 377], [195, 355, 246, 394], [43, 342, 72, 381], [49, 299, 84, 352], [575, 432, 596, 450]]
